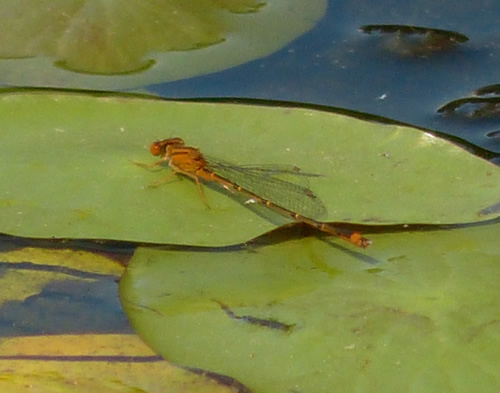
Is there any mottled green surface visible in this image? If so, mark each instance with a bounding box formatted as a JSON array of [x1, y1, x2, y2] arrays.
[[120, 222, 500, 393]]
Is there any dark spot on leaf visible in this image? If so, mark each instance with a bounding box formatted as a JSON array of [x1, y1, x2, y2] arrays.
[[183, 366, 253, 393], [478, 201, 500, 216], [214, 300, 294, 332]]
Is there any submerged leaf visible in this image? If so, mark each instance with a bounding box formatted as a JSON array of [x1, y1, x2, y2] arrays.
[[360, 24, 469, 57], [0, 0, 326, 89], [0, 246, 241, 392], [0, 334, 237, 393]]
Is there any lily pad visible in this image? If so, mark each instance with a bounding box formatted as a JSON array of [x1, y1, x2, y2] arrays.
[[120, 221, 500, 393], [1, 89, 499, 247], [0, 0, 326, 90]]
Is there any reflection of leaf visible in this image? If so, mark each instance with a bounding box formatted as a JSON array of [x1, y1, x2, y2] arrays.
[[1, 89, 500, 247], [120, 222, 500, 393], [0, 0, 326, 89]]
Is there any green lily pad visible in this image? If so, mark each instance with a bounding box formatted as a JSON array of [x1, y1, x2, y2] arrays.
[[1, 89, 499, 246], [0, 0, 326, 90], [119, 222, 500, 393]]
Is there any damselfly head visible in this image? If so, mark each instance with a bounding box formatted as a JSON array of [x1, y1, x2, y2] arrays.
[[150, 141, 164, 156], [149, 137, 186, 156]]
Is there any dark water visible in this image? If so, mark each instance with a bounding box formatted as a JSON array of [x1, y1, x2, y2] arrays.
[[148, 0, 500, 157]]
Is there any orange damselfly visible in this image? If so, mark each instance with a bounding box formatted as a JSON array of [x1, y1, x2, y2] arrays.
[[141, 137, 371, 248]]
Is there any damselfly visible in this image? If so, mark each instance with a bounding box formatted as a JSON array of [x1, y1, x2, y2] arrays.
[[140, 137, 371, 248]]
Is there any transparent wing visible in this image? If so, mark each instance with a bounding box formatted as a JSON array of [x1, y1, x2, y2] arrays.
[[205, 157, 328, 219]]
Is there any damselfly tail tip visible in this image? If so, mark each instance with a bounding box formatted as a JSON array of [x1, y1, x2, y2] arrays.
[[345, 232, 372, 248]]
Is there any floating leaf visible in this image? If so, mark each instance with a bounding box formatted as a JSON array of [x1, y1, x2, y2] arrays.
[[1, 89, 499, 247], [120, 222, 500, 393]]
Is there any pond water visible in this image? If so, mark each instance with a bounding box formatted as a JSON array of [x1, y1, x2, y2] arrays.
[[148, 0, 500, 158]]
